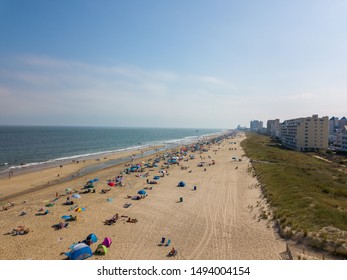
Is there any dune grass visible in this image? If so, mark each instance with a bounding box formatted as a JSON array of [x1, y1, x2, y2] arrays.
[[241, 133, 347, 235]]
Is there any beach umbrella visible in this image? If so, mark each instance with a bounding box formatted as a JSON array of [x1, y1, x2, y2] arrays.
[[72, 193, 81, 199], [138, 189, 147, 195], [178, 181, 186, 187]]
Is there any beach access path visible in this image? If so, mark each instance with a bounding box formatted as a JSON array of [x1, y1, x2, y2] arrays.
[[0, 133, 285, 260]]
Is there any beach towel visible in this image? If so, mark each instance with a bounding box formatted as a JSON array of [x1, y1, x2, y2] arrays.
[[61, 215, 71, 220]]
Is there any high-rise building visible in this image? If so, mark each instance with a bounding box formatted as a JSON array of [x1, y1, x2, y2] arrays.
[[250, 120, 263, 132], [280, 115, 328, 151], [338, 117, 347, 129], [266, 119, 280, 138], [329, 117, 339, 145], [341, 126, 347, 152]]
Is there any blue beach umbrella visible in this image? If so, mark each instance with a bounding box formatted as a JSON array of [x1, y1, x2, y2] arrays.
[[138, 189, 147, 195], [178, 181, 186, 187]]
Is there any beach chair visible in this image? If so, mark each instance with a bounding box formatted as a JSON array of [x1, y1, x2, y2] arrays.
[[165, 239, 171, 247], [160, 237, 165, 246]]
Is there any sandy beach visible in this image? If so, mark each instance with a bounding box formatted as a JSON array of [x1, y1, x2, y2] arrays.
[[0, 132, 285, 260]]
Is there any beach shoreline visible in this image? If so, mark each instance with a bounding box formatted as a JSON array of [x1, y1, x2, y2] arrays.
[[0, 144, 167, 202], [0, 132, 286, 260]]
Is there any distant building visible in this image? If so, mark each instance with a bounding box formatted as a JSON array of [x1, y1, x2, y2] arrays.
[[250, 120, 263, 132], [236, 125, 248, 131], [280, 114, 329, 151], [341, 126, 347, 152], [266, 119, 280, 138], [328, 116, 347, 149], [329, 117, 339, 144], [338, 117, 347, 129]]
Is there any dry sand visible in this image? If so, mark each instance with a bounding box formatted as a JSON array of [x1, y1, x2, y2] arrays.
[[0, 133, 285, 260]]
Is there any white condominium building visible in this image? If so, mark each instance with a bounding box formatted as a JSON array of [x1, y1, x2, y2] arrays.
[[280, 115, 329, 151]]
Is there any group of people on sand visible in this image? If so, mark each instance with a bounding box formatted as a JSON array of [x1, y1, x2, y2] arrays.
[[104, 213, 119, 225], [104, 213, 138, 225], [6, 226, 30, 236], [1, 202, 15, 211], [127, 195, 146, 200], [146, 179, 157, 184]]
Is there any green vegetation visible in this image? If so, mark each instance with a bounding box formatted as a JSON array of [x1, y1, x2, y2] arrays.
[[241, 133, 347, 237]]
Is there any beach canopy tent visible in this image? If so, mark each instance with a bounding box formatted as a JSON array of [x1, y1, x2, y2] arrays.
[[87, 178, 99, 183], [95, 244, 108, 255], [138, 190, 147, 195], [178, 181, 186, 187], [86, 233, 98, 244], [72, 193, 81, 199], [108, 182, 115, 186], [130, 165, 141, 172], [102, 237, 112, 248], [65, 243, 93, 260]]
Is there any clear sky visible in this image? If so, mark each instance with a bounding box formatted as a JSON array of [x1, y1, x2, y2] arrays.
[[0, 0, 346, 128]]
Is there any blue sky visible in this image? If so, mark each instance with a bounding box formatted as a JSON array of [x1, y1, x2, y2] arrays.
[[0, 0, 346, 128]]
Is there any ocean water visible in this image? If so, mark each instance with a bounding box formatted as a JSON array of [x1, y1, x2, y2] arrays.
[[0, 126, 223, 173]]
